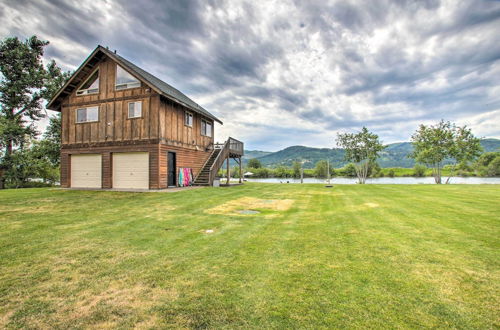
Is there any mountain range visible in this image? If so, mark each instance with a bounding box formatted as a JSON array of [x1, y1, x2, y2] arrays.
[[242, 138, 500, 169]]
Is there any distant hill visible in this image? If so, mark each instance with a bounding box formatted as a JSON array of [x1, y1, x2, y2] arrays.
[[242, 138, 500, 169], [243, 150, 273, 159]]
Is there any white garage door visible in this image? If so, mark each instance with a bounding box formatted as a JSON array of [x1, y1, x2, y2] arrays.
[[113, 152, 149, 189], [71, 154, 102, 188]]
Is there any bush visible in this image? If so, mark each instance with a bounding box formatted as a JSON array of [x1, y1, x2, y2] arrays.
[[275, 166, 291, 178], [247, 158, 262, 168], [248, 167, 270, 178], [387, 169, 395, 178], [340, 163, 357, 177], [487, 156, 500, 176], [475, 152, 499, 168], [413, 164, 427, 177], [314, 160, 333, 178]]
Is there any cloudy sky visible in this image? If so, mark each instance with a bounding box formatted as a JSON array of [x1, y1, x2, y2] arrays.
[[1, 0, 499, 151]]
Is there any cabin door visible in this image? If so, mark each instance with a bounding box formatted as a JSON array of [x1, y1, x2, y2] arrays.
[[167, 152, 176, 187]]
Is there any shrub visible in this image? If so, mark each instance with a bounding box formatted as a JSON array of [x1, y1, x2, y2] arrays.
[[387, 169, 395, 178], [341, 163, 357, 177], [487, 156, 500, 176], [413, 164, 427, 177], [247, 158, 262, 168]]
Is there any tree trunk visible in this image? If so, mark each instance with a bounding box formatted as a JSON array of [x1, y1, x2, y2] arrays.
[[0, 170, 4, 189], [0, 139, 13, 189]]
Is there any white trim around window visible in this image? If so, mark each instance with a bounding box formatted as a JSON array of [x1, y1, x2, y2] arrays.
[[185, 111, 193, 127], [201, 119, 212, 137], [115, 65, 141, 90], [76, 69, 99, 96], [76, 106, 99, 123], [128, 101, 142, 118]]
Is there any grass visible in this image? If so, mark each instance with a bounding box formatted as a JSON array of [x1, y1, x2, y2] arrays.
[[0, 183, 499, 328]]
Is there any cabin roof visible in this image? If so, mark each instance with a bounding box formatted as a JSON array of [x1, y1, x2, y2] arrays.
[[47, 45, 222, 124]]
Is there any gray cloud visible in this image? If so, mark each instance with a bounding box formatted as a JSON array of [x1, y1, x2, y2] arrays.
[[1, 0, 499, 151]]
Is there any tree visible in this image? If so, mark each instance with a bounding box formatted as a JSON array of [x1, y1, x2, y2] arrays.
[[487, 156, 500, 176], [247, 158, 262, 169], [0, 35, 68, 188], [336, 127, 385, 184], [314, 160, 333, 178], [413, 164, 427, 177], [292, 161, 301, 178], [36, 114, 62, 167], [410, 120, 482, 184]]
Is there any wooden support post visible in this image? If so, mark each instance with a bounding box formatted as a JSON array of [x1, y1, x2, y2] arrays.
[[227, 155, 230, 185], [239, 157, 242, 184]]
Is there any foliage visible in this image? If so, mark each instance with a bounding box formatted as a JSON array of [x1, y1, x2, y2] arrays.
[[248, 167, 271, 178], [0, 35, 69, 188], [486, 156, 500, 176], [410, 120, 482, 184], [387, 169, 395, 178], [247, 158, 262, 169], [475, 152, 499, 168], [292, 161, 302, 178], [336, 127, 385, 184], [2, 144, 59, 188], [314, 160, 334, 178], [413, 164, 427, 177], [274, 166, 291, 178]]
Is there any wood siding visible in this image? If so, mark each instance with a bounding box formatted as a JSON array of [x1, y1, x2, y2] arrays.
[[159, 98, 214, 149], [158, 144, 212, 189], [60, 54, 215, 151], [61, 144, 160, 189], [58, 53, 218, 189]]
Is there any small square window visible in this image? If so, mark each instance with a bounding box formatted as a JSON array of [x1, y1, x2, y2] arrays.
[[185, 112, 193, 127], [76, 106, 99, 123], [128, 101, 142, 118]]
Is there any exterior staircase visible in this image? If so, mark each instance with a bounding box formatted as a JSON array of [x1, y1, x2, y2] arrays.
[[193, 148, 221, 186], [193, 137, 244, 186]]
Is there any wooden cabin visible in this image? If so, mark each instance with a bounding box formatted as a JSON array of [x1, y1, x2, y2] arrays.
[[47, 45, 243, 189]]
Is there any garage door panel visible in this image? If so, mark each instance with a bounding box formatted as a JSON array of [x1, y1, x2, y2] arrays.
[[113, 152, 149, 189], [71, 154, 102, 188]]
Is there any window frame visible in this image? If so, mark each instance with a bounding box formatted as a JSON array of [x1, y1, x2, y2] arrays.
[[75, 106, 99, 123], [185, 111, 193, 127], [76, 69, 99, 96], [201, 119, 213, 137], [115, 65, 141, 90], [127, 101, 142, 119]]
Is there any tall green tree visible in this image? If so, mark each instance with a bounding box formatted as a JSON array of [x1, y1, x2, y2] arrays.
[[410, 120, 482, 184], [314, 160, 333, 178], [247, 158, 262, 169], [0, 35, 70, 188], [292, 161, 302, 178], [336, 127, 385, 184]]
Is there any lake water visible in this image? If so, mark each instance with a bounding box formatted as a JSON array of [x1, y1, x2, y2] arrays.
[[241, 177, 500, 184]]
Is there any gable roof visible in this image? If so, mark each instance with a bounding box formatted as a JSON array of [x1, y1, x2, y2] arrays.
[[47, 45, 222, 124]]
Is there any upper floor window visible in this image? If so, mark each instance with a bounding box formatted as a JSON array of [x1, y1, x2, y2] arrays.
[[128, 101, 142, 118], [116, 65, 140, 90], [76, 106, 99, 123], [76, 70, 99, 96], [185, 111, 193, 127], [201, 119, 212, 137]]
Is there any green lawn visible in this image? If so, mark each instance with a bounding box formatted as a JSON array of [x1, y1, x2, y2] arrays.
[[0, 184, 499, 329]]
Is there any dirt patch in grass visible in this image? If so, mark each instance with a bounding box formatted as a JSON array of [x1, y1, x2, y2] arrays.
[[205, 197, 294, 216]]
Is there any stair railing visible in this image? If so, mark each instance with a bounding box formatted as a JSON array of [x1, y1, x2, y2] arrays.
[[208, 139, 230, 185], [194, 147, 218, 184]]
